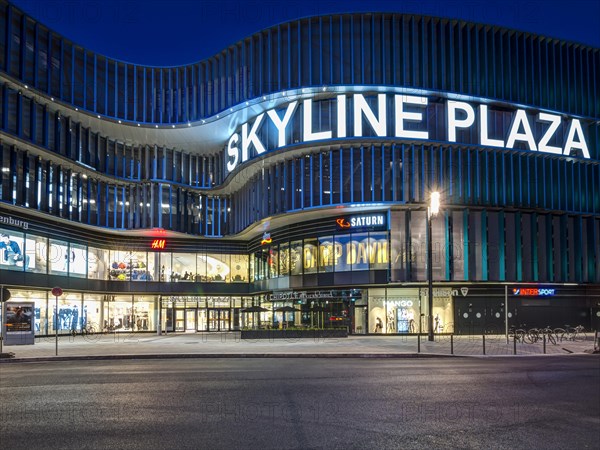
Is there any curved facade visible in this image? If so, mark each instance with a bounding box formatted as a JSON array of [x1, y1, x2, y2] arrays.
[[0, 1, 599, 336]]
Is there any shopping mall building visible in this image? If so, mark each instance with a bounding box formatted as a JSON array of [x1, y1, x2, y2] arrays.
[[0, 1, 599, 337]]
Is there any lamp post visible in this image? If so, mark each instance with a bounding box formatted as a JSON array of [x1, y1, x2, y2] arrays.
[[51, 286, 63, 355], [427, 192, 441, 342]]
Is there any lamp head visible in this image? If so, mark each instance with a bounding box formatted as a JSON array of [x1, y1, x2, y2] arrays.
[[430, 191, 441, 215]]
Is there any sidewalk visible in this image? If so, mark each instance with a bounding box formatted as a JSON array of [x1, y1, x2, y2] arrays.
[[1, 332, 598, 362]]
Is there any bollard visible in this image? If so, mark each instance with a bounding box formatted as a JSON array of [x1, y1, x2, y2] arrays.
[[417, 333, 421, 353], [482, 334, 486, 355], [513, 333, 517, 355], [595, 330, 599, 351], [543, 334, 546, 354], [450, 334, 454, 355]]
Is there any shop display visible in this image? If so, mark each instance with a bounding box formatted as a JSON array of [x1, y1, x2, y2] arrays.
[[109, 254, 153, 281]]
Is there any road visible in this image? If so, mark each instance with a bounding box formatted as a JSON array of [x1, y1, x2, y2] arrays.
[[1, 356, 599, 449]]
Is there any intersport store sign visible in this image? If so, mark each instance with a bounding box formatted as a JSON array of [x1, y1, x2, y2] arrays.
[[226, 90, 590, 173]]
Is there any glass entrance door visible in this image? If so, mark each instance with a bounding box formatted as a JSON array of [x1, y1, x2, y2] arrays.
[[208, 309, 230, 331], [175, 310, 185, 332], [353, 306, 367, 334], [185, 309, 196, 332], [197, 309, 207, 331]]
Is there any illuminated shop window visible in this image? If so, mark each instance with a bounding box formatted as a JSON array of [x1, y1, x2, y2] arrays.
[[172, 253, 196, 282], [0, 229, 27, 272], [109, 251, 152, 281], [88, 246, 109, 280]]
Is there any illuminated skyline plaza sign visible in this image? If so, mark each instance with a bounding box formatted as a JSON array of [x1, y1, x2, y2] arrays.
[[226, 90, 591, 173]]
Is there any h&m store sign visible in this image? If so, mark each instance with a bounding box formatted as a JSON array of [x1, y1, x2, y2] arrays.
[[225, 89, 590, 174]]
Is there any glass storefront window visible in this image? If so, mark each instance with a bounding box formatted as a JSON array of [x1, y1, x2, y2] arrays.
[[0, 229, 28, 272], [433, 296, 454, 334], [196, 252, 207, 281], [369, 232, 389, 270], [30, 234, 48, 274], [172, 253, 196, 281], [279, 243, 290, 277], [268, 245, 278, 279], [318, 236, 335, 272], [303, 238, 318, 274], [109, 250, 149, 281], [133, 295, 155, 331], [290, 240, 302, 275], [334, 235, 351, 272], [130, 251, 151, 281], [206, 253, 230, 282], [0, 227, 392, 285], [88, 246, 109, 280], [83, 293, 103, 332], [410, 211, 427, 281], [104, 295, 133, 331], [51, 292, 83, 332], [385, 290, 419, 334], [350, 233, 370, 271], [69, 243, 88, 278], [253, 250, 268, 281], [160, 252, 172, 282], [368, 288, 387, 333], [220, 254, 231, 282], [368, 288, 421, 334], [48, 239, 70, 275], [249, 254, 255, 282], [231, 254, 248, 282]]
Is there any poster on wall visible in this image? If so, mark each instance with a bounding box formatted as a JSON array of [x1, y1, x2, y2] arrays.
[[3, 302, 36, 345], [5, 304, 34, 332]]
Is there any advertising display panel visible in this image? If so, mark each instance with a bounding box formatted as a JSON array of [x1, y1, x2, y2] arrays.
[[3, 302, 36, 345]]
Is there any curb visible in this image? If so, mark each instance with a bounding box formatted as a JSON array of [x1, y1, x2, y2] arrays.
[[0, 352, 460, 363]]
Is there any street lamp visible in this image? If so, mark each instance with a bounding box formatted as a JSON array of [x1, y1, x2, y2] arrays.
[[427, 191, 441, 342]]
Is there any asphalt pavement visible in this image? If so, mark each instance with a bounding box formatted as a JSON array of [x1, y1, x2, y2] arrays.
[[1, 357, 599, 449]]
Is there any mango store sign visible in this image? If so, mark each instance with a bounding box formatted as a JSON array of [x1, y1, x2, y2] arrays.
[[226, 91, 590, 173]]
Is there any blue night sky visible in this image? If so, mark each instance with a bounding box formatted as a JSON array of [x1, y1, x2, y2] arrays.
[[10, 0, 600, 66]]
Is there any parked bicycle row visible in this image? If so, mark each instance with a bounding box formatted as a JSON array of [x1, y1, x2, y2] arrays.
[[508, 325, 588, 344]]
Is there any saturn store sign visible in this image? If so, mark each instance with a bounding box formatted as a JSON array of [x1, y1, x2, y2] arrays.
[[335, 213, 387, 232]]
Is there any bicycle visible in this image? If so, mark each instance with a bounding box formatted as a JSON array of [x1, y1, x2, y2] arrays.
[[70, 323, 96, 337], [509, 326, 527, 343], [539, 326, 557, 345], [557, 325, 587, 342], [525, 328, 541, 344]]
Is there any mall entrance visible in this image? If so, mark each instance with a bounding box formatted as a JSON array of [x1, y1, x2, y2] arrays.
[[208, 308, 230, 331], [162, 296, 246, 332]]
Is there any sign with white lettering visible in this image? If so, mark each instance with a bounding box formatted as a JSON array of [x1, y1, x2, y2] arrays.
[[512, 288, 556, 297], [0, 215, 29, 230], [269, 290, 337, 301], [225, 90, 590, 174], [335, 214, 387, 231]]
